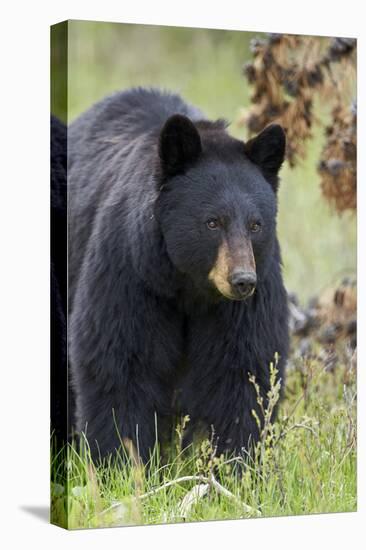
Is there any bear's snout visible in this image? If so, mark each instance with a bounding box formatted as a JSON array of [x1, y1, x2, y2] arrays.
[[208, 237, 257, 300]]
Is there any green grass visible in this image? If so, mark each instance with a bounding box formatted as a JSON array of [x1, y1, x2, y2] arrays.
[[51, 349, 356, 529]]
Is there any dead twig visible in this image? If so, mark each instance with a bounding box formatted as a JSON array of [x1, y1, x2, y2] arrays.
[[138, 475, 207, 500], [100, 473, 261, 519], [209, 474, 261, 516], [280, 422, 319, 439], [179, 484, 210, 519]]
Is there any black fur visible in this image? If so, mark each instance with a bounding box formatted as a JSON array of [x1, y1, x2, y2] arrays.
[[51, 115, 68, 445], [68, 88, 289, 462], [245, 124, 286, 192]]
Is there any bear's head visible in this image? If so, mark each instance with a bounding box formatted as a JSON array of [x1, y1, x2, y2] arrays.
[[154, 114, 286, 301]]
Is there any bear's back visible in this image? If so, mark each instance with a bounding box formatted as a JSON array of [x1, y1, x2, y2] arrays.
[[68, 88, 203, 308], [68, 88, 203, 154]]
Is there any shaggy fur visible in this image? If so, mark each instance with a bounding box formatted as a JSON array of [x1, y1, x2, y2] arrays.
[[68, 88, 289, 462], [51, 115, 68, 445]]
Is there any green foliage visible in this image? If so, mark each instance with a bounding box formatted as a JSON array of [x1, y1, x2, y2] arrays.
[[277, 132, 356, 302], [51, 355, 356, 529], [63, 21, 254, 124]]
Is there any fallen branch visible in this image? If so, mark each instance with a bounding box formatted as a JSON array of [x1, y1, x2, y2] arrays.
[[179, 483, 210, 519], [100, 473, 261, 519], [139, 475, 207, 500], [209, 474, 261, 516]]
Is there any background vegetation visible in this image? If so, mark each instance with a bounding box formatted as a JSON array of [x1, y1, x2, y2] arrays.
[[51, 21, 357, 528]]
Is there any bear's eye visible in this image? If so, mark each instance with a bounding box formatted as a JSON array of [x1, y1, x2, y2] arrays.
[[206, 218, 220, 230], [250, 221, 262, 233]]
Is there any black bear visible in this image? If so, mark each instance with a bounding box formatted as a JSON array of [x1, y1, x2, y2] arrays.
[[68, 88, 289, 463]]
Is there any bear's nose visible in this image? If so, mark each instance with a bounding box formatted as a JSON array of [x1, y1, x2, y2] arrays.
[[229, 270, 257, 298]]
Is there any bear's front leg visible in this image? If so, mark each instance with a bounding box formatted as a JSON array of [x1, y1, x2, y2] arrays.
[[70, 279, 183, 463], [181, 300, 286, 459], [72, 365, 171, 463], [182, 367, 265, 458]]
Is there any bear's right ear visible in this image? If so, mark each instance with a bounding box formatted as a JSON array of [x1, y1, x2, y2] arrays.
[[244, 124, 286, 192], [159, 114, 202, 176]]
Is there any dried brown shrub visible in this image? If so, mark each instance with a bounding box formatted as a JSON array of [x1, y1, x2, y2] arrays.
[[241, 34, 357, 212], [318, 102, 356, 212]]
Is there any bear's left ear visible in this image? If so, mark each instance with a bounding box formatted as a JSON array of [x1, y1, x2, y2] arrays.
[[244, 124, 286, 192], [159, 114, 202, 176]]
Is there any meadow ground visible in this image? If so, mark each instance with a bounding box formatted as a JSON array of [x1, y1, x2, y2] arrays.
[[51, 347, 356, 528], [51, 21, 357, 528]]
